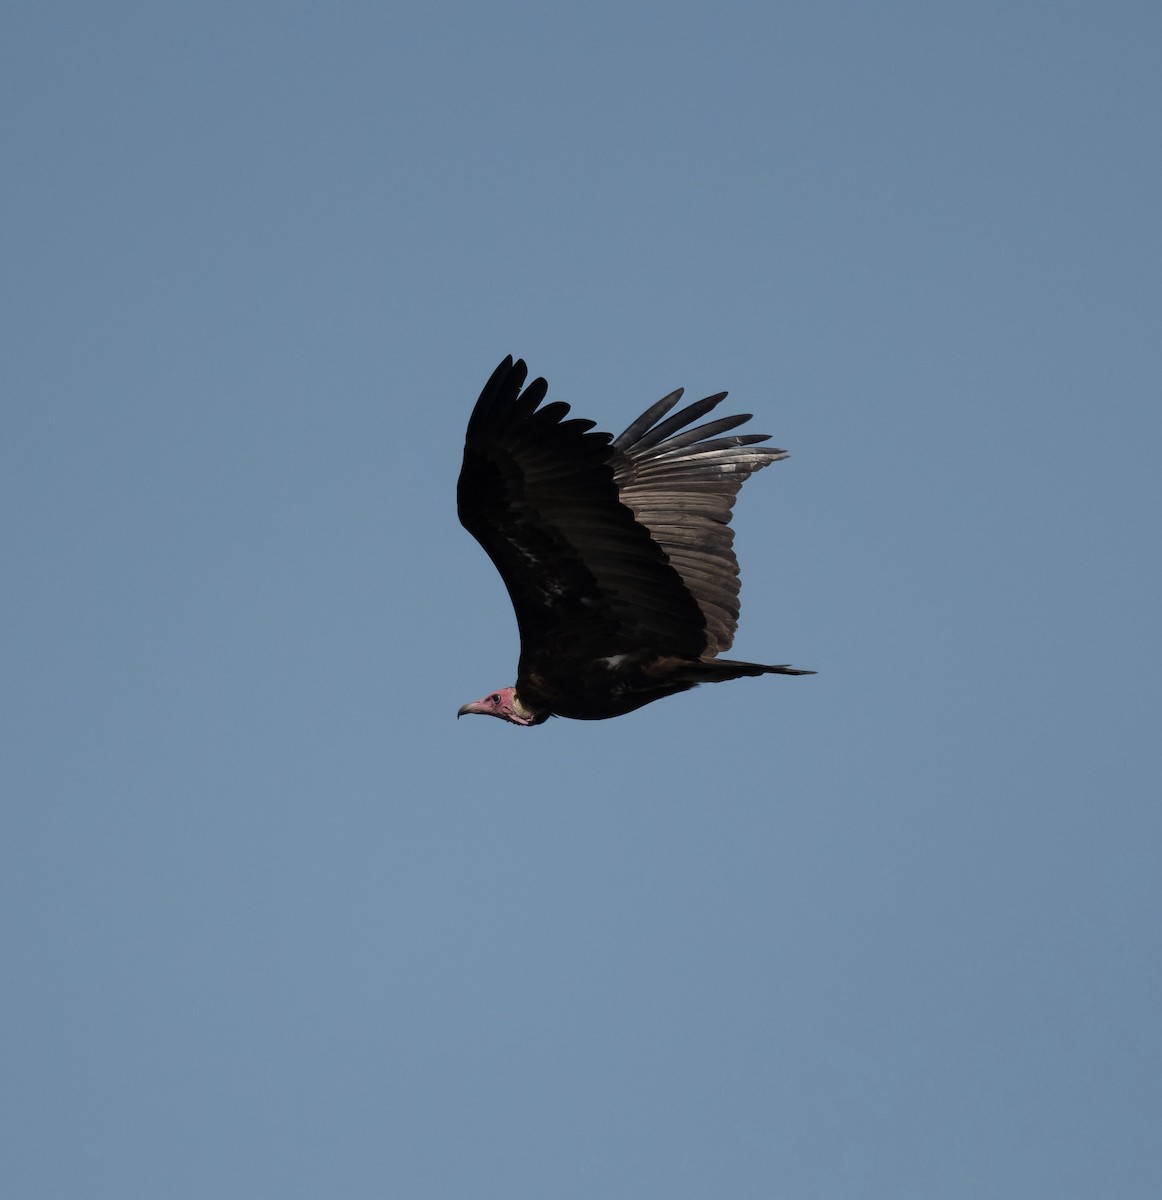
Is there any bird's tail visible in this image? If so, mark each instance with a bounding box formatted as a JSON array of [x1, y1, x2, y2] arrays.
[[690, 657, 816, 681]]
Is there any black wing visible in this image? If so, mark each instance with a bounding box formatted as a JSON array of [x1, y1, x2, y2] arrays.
[[612, 389, 788, 655], [457, 358, 707, 682]]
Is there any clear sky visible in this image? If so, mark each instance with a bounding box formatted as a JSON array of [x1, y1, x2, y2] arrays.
[[4, 2, 1160, 1196]]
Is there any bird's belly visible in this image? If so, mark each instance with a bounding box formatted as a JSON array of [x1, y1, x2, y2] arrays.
[[527, 659, 698, 720]]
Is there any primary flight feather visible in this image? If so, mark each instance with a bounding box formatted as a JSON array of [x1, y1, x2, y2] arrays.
[[457, 356, 813, 726]]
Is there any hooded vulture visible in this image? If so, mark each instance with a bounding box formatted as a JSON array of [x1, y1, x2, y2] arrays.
[[457, 356, 813, 726]]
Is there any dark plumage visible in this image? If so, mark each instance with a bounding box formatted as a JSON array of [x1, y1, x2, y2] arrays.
[[456, 356, 813, 725]]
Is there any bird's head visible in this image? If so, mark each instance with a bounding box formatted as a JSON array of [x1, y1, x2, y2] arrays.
[[457, 686, 540, 726]]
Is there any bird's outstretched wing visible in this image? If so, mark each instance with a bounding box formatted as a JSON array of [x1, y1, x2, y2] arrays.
[[612, 391, 788, 655], [457, 358, 707, 678]]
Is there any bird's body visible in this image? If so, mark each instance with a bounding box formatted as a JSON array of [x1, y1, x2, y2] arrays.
[[457, 357, 812, 726]]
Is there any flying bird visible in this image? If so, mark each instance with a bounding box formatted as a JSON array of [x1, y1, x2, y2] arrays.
[[457, 356, 813, 726]]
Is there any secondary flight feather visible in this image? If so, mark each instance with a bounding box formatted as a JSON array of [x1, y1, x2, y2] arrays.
[[457, 356, 813, 725]]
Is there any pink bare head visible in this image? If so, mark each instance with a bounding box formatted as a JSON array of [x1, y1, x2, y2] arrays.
[[456, 686, 539, 726]]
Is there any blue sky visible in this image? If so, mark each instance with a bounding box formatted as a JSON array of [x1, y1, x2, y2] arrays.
[[4, 2, 1160, 1196]]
